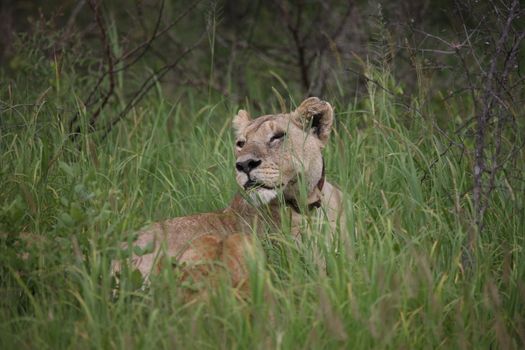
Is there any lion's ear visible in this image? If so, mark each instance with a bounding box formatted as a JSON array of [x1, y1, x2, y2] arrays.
[[291, 97, 333, 145], [232, 109, 251, 136]]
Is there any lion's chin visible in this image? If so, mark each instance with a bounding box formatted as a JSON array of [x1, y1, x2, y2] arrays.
[[248, 188, 277, 206]]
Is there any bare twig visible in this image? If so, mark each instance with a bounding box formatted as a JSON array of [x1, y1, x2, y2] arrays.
[[84, 0, 115, 132], [472, 0, 521, 236], [69, 0, 115, 138], [100, 33, 206, 141], [68, 0, 203, 135]]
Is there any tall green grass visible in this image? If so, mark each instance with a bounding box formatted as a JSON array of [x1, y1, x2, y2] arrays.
[[1, 48, 524, 349]]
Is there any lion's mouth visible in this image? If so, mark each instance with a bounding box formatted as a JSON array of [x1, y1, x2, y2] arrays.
[[243, 179, 282, 191]]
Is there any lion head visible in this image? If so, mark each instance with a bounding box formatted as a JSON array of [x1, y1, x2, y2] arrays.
[[232, 97, 334, 206]]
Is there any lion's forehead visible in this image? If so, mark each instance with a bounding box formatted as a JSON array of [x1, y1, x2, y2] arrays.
[[244, 115, 278, 135], [244, 115, 299, 139]]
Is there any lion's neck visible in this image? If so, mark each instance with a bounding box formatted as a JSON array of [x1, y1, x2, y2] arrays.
[[284, 164, 325, 214], [227, 178, 342, 236], [228, 191, 322, 217]]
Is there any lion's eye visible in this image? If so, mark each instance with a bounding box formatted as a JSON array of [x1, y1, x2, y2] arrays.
[[270, 132, 286, 143], [236, 140, 246, 148]]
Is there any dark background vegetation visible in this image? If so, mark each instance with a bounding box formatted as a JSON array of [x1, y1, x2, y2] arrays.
[[1, 0, 524, 348]]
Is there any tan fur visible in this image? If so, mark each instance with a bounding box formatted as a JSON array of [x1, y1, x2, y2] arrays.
[[113, 97, 345, 298]]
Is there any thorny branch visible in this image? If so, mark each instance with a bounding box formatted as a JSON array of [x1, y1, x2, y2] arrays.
[[471, 0, 523, 238]]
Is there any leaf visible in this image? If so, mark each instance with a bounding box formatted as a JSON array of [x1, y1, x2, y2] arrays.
[[69, 203, 85, 222], [133, 240, 155, 256], [58, 212, 74, 227], [130, 269, 144, 290], [58, 161, 76, 178]]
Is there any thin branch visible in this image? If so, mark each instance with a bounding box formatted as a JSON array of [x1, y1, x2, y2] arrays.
[[84, 0, 115, 132], [69, 0, 203, 133], [100, 33, 206, 141]]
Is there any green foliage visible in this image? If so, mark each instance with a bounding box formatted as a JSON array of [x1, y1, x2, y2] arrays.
[[1, 15, 524, 350]]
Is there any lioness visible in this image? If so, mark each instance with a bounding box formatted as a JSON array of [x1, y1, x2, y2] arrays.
[[114, 97, 345, 297]]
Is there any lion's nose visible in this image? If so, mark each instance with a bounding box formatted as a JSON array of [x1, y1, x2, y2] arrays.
[[235, 158, 261, 174]]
